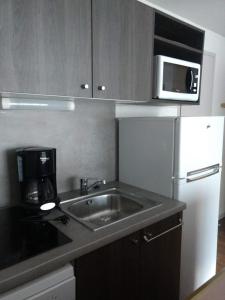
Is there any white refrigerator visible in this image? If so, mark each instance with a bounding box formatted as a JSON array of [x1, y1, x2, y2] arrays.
[[119, 116, 224, 300]]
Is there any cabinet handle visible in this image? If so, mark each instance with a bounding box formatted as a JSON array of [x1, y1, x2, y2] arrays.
[[143, 221, 183, 244], [81, 84, 89, 90], [98, 85, 106, 91], [130, 238, 139, 245]]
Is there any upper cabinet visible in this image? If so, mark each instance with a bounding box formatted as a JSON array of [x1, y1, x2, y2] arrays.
[[0, 0, 92, 98], [0, 0, 154, 102], [0, 1, 204, 103], [92, 0, 154, 101]]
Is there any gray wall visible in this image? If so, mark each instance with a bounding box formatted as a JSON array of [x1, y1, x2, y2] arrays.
[[0, 99, 116, 207]]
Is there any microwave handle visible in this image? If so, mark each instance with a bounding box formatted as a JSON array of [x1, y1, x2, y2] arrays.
[[190, 69, 194, 90], [186, 68, 194, 92]]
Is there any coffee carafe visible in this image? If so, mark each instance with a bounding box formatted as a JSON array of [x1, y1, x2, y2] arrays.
[[16, 147, 58, 212]]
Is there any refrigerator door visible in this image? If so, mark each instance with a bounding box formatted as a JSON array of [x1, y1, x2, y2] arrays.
[[175, 117, 224, 178], [174, 170, 221, 300]]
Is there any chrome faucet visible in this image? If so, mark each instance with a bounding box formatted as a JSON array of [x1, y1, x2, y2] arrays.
[[80, 178, 106, 193]]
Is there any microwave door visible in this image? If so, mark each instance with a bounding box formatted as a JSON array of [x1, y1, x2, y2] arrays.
[[161, 63, 199, 101], [155, 55, 200, 102], [163, 63, 190, 94]]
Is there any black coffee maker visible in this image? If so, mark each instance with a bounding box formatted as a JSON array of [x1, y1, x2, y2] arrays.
[[16, 147, 59, 212]]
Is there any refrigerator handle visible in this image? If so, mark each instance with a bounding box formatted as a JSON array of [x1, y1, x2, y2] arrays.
[[186, 164, 220, 183]]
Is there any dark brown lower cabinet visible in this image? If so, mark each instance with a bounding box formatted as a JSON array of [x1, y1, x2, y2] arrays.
[[75, 213, 182, 300], [140, 213, 182, 300]]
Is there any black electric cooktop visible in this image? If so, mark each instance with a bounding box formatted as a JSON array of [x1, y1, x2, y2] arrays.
[[0, 206, 72, 271]]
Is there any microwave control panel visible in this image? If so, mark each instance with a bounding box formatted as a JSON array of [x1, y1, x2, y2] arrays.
[[188, 68, 199, 94]]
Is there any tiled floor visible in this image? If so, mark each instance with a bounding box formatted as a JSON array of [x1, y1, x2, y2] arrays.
[[217, 218, 225, 273]]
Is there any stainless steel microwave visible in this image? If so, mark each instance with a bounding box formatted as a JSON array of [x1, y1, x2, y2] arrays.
[[154, 55, 201, 102]]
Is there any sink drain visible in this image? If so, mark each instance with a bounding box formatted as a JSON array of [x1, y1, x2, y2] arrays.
[[100, 216, 112, 223]]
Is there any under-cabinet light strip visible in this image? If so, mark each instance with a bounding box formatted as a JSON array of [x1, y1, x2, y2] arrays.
[[0, 97, 75, 111]]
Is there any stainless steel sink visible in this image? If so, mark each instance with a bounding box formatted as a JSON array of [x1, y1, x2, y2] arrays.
[[61, 189, 161, 231]]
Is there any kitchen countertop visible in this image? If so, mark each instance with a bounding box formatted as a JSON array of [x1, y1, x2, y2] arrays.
[[0, 182, 186, 294]]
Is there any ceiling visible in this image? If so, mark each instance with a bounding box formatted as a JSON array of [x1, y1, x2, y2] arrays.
[[145, 0, 225, 37]]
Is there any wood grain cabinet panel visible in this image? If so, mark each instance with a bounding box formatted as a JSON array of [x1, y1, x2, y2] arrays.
[[0, 0, 92, 97], [140, 213, 182, 300], [75, 231, 140, 300], [75, 213, 182, 300], [92, 0, 154, 101]]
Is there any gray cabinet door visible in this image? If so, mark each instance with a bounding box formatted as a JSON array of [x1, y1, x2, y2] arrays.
[[0, 0, 92, 97], [92, 0, 154, 101]]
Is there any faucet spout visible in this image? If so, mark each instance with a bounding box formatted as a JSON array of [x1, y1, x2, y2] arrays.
[[80, 178, 106, 193]]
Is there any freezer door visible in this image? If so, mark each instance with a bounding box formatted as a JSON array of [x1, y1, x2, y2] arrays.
[[175, 117, 224, 178], [174, 170, 221, 300]]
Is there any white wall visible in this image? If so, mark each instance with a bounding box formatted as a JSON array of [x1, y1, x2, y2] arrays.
[[204, 31, 225, 217], [204, 31, 225, 115], [116, 0, 225, 217]]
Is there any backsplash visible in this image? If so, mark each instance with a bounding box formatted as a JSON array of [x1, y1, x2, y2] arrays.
[[0, 99, 116, 207]]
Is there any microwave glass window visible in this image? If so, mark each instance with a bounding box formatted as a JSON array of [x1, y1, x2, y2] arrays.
[[163, 62, 191, 93]]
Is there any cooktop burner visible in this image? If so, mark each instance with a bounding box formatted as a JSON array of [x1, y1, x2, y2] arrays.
[[0, 206, 72, 271]]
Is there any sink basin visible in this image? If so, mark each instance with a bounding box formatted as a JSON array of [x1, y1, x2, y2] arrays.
[[62, 189, 161, 231]]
